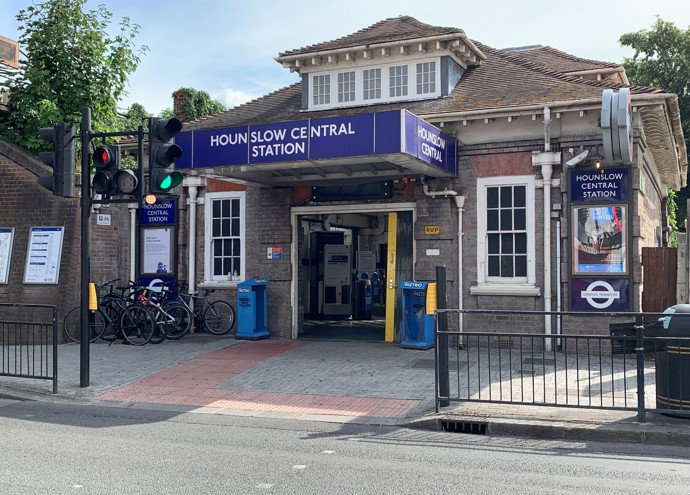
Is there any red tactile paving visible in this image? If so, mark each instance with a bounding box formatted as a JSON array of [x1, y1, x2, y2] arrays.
[[96, 340, 421, 419]]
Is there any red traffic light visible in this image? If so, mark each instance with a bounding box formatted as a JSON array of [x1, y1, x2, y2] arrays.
[[93, 146, 116, 169]]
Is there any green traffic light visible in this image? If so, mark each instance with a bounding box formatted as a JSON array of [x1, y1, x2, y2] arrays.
[[158, 171, 184, 191]]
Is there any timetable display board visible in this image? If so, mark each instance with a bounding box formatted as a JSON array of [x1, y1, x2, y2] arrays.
[[24, 226, 64, 284]]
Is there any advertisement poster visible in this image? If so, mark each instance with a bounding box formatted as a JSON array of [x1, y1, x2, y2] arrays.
[[0, 228, 14, 284], [24, 226, 64, 284], [573, 206, 626, 274], [142, 228, 172, 274]]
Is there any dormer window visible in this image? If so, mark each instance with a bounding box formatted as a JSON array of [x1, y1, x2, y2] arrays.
[[338, 72, 355, 103], [277, 17, 485, 111], [363, 68, 382, 100], [389, 65, 408, 97], [416, 61, 436, 94], [313, 74, 330, 105]]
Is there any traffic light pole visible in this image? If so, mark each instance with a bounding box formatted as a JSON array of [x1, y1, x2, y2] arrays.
[[76, 111, 175, 387], [80, 107, 92, 387], [78, 113, 147, 387]]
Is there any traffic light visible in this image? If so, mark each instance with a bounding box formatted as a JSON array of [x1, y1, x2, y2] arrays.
[[147, 117, 183, 202], [37, 123, 76, 197], [91, 145, 138, 196]]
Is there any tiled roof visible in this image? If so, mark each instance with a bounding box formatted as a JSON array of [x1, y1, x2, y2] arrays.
[[278, 16, 463, 57], [500, 45, 620, 73], [184, 37, 661, 132]]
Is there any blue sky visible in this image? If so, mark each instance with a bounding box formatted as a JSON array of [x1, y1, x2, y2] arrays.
[[2, 0, 689, 116]]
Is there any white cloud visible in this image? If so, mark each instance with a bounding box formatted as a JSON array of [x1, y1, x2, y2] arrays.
[[221, 88, 257, 109]]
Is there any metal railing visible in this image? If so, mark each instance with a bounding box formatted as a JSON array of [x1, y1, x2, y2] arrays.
[[0, 303, 58, 394], [434, 309, 690, 423]]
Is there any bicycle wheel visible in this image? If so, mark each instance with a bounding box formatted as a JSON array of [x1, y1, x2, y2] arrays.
[[162, 301, 193, 340], [203, 300, 236, 335], [99, 299, 121, 342], [63, 307, 105, 343], [119, 304, 154, 346], [148, 305, 167, 344]]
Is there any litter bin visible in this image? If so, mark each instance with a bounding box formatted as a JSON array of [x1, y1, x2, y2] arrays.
[[654, 304, 690, 413], [236, 278, 270, 340], [399, 281, 436, 349], [353, 273, 372, 320]]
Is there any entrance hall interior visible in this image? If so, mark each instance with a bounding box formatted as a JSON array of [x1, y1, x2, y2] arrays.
[[296, 208, 413, 342]]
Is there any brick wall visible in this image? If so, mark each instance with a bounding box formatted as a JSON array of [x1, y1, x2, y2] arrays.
[[0, 140, 133, 341]]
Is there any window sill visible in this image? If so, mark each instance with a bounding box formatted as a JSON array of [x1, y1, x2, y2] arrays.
[[470, 284, 541, 297], [199, 281, 241, 289]]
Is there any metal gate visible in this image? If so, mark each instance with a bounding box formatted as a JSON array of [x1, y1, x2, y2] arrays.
[[0, 303, 58, 394]]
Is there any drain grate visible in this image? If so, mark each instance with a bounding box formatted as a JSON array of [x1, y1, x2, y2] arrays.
[[441, 420, 488, 435]]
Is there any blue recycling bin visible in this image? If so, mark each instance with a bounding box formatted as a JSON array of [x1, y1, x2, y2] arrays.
[[236, 278, 270, 340], [400, 281, 435, 349]]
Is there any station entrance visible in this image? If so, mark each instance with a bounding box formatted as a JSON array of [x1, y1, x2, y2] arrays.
[[290, 203, 415, 342]]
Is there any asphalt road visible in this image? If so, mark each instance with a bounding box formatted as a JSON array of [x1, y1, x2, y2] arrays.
[[1, 399, 690, 494]]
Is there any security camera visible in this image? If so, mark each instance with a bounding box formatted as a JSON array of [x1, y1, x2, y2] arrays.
[[565, 149, 589, 168]]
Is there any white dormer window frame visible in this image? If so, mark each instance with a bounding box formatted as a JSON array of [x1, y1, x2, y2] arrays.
[[308, 56, 441, 110], [338, 71, 355, 103], [416, 61, 436, 94], [313, 74, 331, 106]]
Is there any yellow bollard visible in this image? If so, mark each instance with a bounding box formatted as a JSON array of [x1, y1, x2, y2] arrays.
[[88, 282, 98, 311], [426, 283, 437, 315]]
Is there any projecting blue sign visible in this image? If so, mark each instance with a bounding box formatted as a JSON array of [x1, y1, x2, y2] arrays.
[[570, 168, 629, 203], [140, 199, 175, 226], [174, 109, 456, 175]]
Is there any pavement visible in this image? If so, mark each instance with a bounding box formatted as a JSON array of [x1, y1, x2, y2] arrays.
[[2, 334, 690, 446]]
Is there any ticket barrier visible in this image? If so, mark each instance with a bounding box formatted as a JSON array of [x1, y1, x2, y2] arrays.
[[400, 281, 436, 349]]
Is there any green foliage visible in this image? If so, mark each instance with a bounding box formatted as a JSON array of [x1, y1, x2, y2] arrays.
[[158, 107, 174, 119], [123, 102, 149, 131], [0, 0, 147, 154], [620, 18, 690, 231], [668, 189, 678, 247], [175, 87, 225, 122]]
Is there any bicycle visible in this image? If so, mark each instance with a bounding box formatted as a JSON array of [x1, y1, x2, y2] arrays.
[[159, 281, 236, 336], [132, 283, 192, 343], [64, 279, 156, 346]]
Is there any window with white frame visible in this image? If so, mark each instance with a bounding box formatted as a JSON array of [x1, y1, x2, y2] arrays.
[[474, 176, 537, 294], [337, 71, 355, 103], [205, 191, 245, 282], [389, 65, 408, 97], [416, 61, 436, 94], [313, 74, 330, 105], [363, 68, 381, 100]]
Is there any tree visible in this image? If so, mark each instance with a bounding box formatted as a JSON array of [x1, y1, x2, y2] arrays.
[[620, 18, 690, 233], [169, 87, 225, 122], [0, 0, 147, 153], [122, 102, 149, 132]]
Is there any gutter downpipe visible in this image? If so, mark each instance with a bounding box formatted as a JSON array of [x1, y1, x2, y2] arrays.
[[187, 185, 199, 297], [420, 177, 464, 333], [556, 214, 562, 347], [128, 203, 138, 282], [532, 107, 560, 352]]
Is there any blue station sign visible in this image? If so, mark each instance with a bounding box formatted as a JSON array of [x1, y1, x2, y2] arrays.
[[570, 168, 629, 203], [140, 199, 175, 226], [174, 109, 457, 176]]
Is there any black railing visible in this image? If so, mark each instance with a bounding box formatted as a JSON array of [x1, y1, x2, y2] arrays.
[[434, 309, 690, 423], [0, 304, 58, 394]]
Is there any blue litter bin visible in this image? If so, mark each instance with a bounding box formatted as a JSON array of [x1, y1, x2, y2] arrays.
[[236, 278, 270, 340], [400, 281, 435, 349]]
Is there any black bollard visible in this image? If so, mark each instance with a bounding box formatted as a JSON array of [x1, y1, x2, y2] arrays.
[[436, 266, 450, 407]]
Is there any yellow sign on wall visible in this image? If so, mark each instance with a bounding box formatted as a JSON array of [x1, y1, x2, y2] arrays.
[[424, 226, 440, 235]]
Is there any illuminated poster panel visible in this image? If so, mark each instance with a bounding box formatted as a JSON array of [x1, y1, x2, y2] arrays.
[[572, 205, 626, 274]]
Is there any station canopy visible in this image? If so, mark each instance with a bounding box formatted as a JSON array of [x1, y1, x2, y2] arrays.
[[175, 109, 457, 186]]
